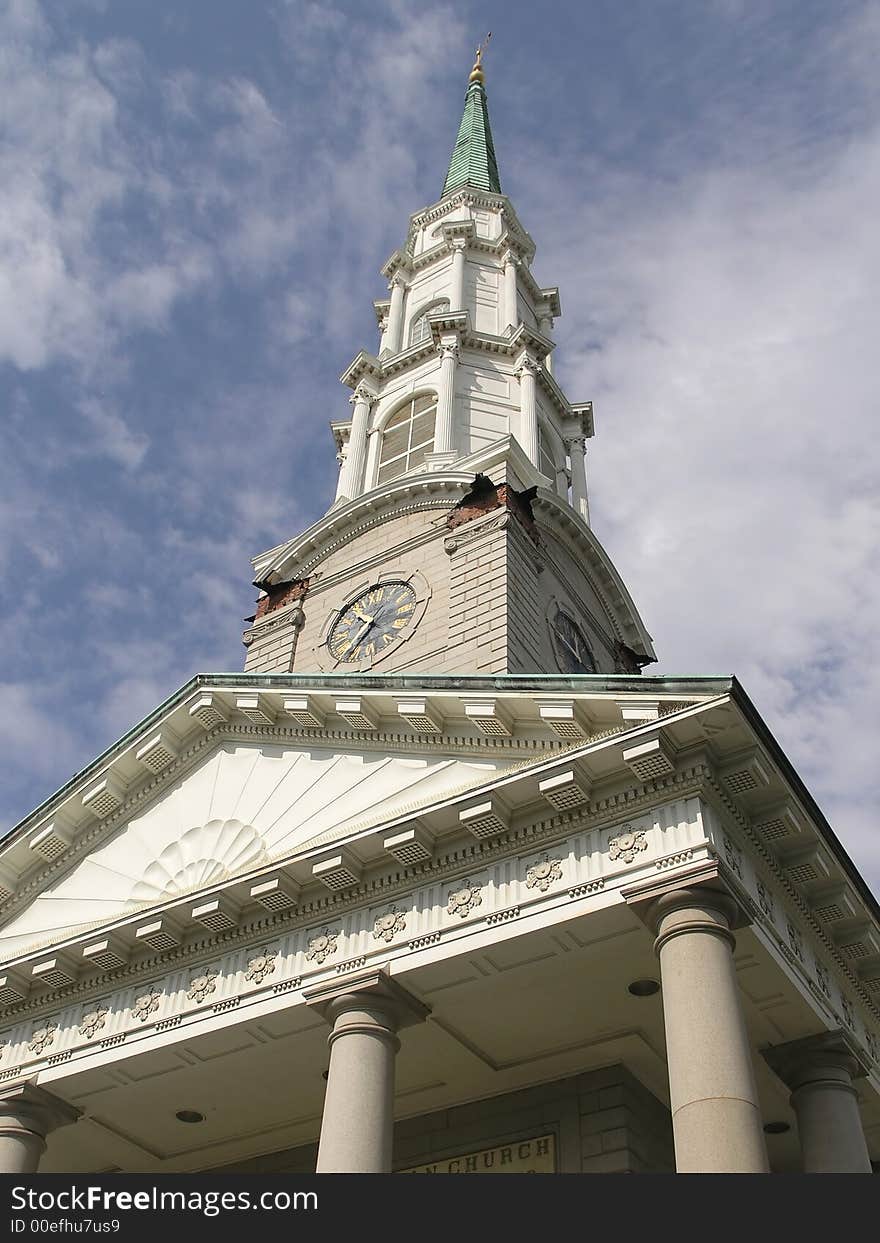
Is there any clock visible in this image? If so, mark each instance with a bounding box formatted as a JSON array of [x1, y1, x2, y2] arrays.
[[327, 581, 418, 665], [551, 610, 596, 674]]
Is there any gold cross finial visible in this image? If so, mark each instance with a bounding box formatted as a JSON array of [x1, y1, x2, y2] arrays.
[[469, 31, 491, 84]]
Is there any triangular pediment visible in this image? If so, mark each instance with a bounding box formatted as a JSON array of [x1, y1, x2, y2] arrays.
[[0, 737, 517, 961]]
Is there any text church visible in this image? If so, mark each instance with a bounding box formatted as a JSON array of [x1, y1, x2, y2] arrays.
[[0, 50, 878, 1175]]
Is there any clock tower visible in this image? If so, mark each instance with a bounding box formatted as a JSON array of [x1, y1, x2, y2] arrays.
[[242, 51, 656, 680]]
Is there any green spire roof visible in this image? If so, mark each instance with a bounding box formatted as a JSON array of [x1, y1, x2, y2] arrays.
[[443, 78, 501, 196]]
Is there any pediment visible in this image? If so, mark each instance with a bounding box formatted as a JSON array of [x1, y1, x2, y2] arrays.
[[0, 739, 514, 960]]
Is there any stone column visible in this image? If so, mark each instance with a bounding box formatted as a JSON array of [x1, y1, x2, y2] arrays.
[[385, 275, 406, 356], [763, 1031, 872, 1173], [337, 384, 373, 501], [649, 887, 769, 1173], [305, 968, 429, 1173], [515, 354, 541, 469], [503, 251, 520, 333], [0, 1082, 81, 1173], [450, 240, 467, 312], [567, 435, 590, 525], [434, 337, 460, 457]]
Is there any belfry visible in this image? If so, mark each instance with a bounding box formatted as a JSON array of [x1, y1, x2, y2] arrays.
[[0, 53, 877, 1175]]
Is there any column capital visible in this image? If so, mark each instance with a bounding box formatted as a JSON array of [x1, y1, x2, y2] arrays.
[[762, 1028, 870, 1091], [349, 383, 377, 408], [438, 339, 460, 363], [502, 249, 522, 269], [514, 352, 541, 380], [621, 858, 752, 939], [304, 966, 430, 1031], [388, 272, 407, 291], [0, 1080, 81, 1139]]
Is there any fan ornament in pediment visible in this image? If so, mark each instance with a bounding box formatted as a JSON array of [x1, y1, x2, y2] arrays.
[[129, 819, 268, 903]]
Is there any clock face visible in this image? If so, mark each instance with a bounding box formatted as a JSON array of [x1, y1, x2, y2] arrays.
[[552, 611, 596, 674], [328, 581, 418, 664]]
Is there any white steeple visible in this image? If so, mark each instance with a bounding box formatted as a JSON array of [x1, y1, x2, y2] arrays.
[[331, 55, 594, 526]]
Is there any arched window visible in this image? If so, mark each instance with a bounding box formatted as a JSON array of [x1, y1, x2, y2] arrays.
[[377, 394, 437, 485], [409, 299, 449, 347]]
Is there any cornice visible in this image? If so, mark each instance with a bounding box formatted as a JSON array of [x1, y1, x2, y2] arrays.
[[532, 495, 656, 660], [699, 774, 880, 1024], [0, 760, 723, 1024]]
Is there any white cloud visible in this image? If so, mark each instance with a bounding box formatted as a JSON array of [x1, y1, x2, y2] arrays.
[[517, 8, 880, 890]]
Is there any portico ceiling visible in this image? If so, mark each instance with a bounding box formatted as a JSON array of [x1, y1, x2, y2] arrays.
[[37, 899, 880, 1174]]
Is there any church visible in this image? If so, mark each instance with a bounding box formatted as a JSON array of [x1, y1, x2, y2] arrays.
[[0, 50, 877, 1176]]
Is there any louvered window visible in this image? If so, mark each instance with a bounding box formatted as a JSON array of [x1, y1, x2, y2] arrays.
[[377, 395, 437, 484], [409, 300, 449, 346]]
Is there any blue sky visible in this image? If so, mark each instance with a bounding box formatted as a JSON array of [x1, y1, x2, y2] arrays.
[[2, 0, 879, 896]]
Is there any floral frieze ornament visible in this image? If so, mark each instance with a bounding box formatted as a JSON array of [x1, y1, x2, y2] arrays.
[[79, 1006, 108, 1039], [188, 970, 218, 1004], [29, 1022, 58, 1055], [866, 1030, 878, 1064], [608, 826, 648, 865], [306, 930, 339, 965], [525, 856, 563, 894], [373, 908, 407, 943], [132, 988, 162, 1022], [756, 880, 774, 920], [447, 880, 483, 919], [245, 950, 277, 985], [815, 961, 831, 998], [723, 835, 743, 878]]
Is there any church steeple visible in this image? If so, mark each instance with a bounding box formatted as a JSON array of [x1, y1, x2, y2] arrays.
[[442, 39, 501, 196], [242, 52, 657, 680]]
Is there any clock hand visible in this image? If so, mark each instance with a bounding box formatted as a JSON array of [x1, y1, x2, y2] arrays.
[[351, 616, 375, 647]]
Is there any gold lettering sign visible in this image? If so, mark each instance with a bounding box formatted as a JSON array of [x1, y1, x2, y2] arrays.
[[399, 1134, 555, 1174]]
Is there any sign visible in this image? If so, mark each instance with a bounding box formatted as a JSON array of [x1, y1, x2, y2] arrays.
[[400, 1134, 556, 1174]]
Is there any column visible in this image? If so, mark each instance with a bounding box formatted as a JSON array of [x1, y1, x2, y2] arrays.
[[385, 276, 406, 356], [763, 1031, 872, 1173], [503, 251, 520, 333], [377, 310, 390, 356], [537, 311, 554, 374], [305, 968, 429, 1173], [567, 435, 590, 525], [433, 337, 459, 457], [649, 887, 769, 1173], [337, 384, 373, 501], [515, 354, 541, 469], [450, 240, 467, 312], [0, 1082, 81, 1173]]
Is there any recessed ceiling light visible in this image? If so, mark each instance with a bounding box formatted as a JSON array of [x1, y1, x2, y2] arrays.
[[763, 1121, 790, 1135], [175, 1109, 205, 1124], [627, 978, 660, 997]]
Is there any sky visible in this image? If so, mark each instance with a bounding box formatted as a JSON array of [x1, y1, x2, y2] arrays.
[[1, 0, 878, 897]]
